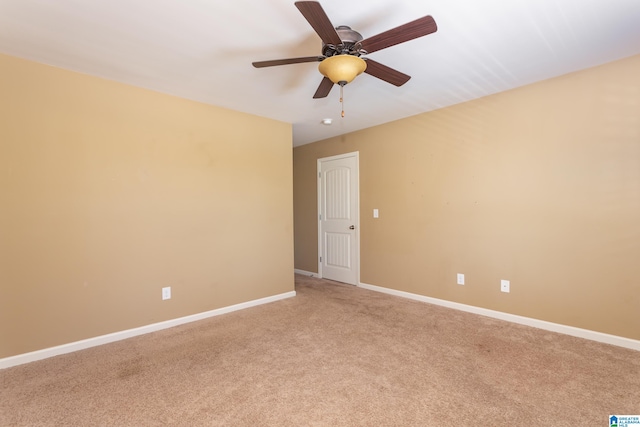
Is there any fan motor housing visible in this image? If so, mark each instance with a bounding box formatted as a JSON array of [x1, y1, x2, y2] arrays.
[[322, 25, 364, 57]]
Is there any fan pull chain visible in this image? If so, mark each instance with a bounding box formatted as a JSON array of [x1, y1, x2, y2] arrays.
[[340, 84, 345, 118]]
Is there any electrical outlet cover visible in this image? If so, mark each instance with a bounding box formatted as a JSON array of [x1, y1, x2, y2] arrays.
[[500, 280, 510, 293], [457, 273, 465, 285]]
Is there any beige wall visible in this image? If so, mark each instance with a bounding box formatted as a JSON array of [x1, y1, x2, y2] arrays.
[[294, 54, 640, 340], [0, 54, 294, 359]]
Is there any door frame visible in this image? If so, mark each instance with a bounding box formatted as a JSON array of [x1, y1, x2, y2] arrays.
[[317, 151, 360, 285]]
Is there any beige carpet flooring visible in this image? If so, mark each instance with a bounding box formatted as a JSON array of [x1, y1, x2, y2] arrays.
[[1, 274, 639, 426]]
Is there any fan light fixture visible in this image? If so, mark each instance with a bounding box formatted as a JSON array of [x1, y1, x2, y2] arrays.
[[318, 55, 367, 85], [318, 55, 367, 117]]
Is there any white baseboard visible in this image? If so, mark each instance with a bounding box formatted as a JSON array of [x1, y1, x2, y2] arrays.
[[0, 290, 296, 370], [358, 282, 640, 352], [294, 269, 319, 277]]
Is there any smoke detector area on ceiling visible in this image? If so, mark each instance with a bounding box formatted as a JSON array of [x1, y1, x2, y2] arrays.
[[322, 118, 333, 125]]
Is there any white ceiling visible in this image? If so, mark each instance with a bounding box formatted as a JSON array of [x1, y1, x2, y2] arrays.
[[1, 0, 639, 146]]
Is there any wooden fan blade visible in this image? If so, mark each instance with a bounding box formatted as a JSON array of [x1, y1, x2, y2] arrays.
[[363, 59, 411, 87], [252, 56, 324, 68], [360, 15, 437, 54], [295, 1, 342, 46], [313, 77, 334, 98]]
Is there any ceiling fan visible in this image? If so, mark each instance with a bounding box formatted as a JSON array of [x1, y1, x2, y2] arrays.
[[252, 1, 438, 102]]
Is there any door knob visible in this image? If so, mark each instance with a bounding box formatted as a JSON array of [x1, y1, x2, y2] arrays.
[[349, 225, 355, 230]]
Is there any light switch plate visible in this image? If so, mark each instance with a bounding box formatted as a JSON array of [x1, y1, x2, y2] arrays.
[[373, 209, 379, 218], [162, 286, 171, 300]]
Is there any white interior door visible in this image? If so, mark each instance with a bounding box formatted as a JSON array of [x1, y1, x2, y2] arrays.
[[318, 152, 359, 285]]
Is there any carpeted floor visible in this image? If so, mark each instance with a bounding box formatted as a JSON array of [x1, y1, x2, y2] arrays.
[[1, 274, 639, 426]]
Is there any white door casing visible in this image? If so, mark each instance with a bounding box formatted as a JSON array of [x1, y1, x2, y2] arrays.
[[317, 152, 359, 285]]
